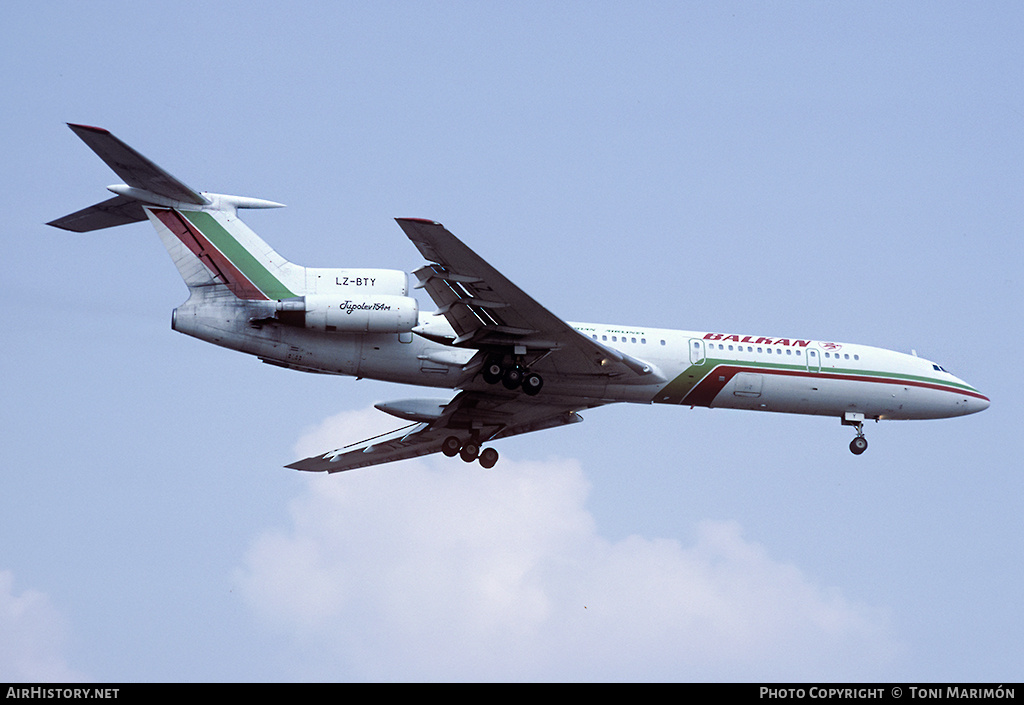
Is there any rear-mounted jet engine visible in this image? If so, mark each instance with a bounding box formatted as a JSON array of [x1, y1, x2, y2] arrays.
[[276, 294, 419, 333]]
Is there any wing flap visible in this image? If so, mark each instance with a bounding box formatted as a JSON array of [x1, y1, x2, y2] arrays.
[[286, 422, 443, 473]]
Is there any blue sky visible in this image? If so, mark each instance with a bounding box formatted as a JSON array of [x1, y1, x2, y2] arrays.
[[2, 1, 1021, 681]]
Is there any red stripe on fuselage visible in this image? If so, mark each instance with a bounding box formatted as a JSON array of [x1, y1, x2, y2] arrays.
[[683, 365, 989, 407], [152, 209, 268, 300]]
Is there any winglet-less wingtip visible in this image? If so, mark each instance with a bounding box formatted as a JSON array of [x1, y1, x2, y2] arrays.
[[67, 122, 111, 134], [396, 217, 443, 226]]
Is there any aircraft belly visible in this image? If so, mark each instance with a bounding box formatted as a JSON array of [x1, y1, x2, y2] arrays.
[[357, 335, 461, 386], [716, 374, 896, 417], [711, 372, 827, 414], [605, 381, 664, 403], [706, 371, 973, 420]]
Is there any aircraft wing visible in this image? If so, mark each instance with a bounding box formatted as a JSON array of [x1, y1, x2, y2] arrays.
[[395, 218, 661, 381], [286, 390, 591, 473]]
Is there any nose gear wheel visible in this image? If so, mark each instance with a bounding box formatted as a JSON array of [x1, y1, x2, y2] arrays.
[[842, 413, 869, 455]]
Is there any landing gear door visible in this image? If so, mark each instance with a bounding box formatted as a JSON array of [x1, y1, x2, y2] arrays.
[[689, 338, 706, 365]]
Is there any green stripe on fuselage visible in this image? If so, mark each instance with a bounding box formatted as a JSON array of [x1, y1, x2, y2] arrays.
[[181, 211, 295, 299]]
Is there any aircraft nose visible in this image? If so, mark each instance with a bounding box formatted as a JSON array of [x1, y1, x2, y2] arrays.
[[967, 393, 990, 415], [954, 385, 990, 415]]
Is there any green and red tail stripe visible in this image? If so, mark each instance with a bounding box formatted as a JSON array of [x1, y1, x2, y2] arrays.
[[152, 208, 295, 300]]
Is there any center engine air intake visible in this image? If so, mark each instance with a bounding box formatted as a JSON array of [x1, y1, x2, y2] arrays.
[[276, 294, 418, 333]]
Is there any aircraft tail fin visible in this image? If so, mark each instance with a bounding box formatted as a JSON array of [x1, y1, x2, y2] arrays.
[[49, 123, 304, 299], [145, 207, 301, 299]]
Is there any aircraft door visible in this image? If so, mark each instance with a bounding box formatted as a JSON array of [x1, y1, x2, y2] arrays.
[[806, 348, 821, 373], [689, 338, 706, 365]]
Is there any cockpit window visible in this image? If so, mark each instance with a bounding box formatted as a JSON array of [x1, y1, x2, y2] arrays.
[[933, 364, 951, 373]]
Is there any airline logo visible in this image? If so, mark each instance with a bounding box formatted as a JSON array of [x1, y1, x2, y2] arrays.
[[703, 333, 844, 351], [704, 333, 811, 347]]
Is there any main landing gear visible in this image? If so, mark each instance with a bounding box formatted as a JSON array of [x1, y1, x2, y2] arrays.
[[482, 356, 543, 396], [442, 435, 500, 469], [842, 412, 869, 455]]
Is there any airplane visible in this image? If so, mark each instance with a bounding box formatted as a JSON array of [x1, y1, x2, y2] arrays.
[[48, 123, 990, 472]]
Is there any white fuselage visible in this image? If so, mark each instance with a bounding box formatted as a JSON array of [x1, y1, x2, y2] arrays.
[[171, 291, 990, 423]]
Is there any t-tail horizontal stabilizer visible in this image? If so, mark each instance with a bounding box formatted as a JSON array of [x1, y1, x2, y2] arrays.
[[47, 123, 284, 232]]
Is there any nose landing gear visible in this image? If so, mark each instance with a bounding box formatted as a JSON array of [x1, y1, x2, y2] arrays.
[[842, 412, 869, 455], [849, 435, 868, 455]]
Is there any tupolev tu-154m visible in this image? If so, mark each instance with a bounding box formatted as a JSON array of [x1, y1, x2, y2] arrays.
[[49, 124, 990, 472]]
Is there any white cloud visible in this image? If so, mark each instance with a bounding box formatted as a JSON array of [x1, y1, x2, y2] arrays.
[[0, 571, 87, 682], [237, 407, 899, 681]]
